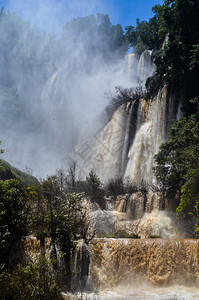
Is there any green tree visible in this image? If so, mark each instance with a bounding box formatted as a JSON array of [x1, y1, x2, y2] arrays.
[[27, 184, 49, 257], [125, 0, 199, 113], [0, 257, 64, 300], [153, 0, 199, 114], [55, 192, 84, 286], [0, 179, 29, 271], [154, 106, 199, 234], [29, 175, 85, 288], [125, 15, 163, 54], [86, 170, 101, 196]]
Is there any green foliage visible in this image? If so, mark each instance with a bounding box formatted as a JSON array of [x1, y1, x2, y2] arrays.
[[86, 170, 101, 194], [55, 192, 85, 248], [103, 176, 151, 199], [0, 257, 64, 300], [145, 73, 162, 99], [29, 175, 85, 286], [125, 15, 163, 54], [0, 159, 38, 185], [38, 176, 84, 244], [0, 179, 29, 270], [0, 166, 86, 287], [148, 234, 162, 239], [150, 1, 199, 235], [153, 0, 199, 113], [105, 177, 124, 197], [27, 184, 49, 248], [125, 0, 199, 111], [98, 230, 140, 239], [30, 173, 85, 244], [190, 44, 199, 71], [154, 107, 199, 232]]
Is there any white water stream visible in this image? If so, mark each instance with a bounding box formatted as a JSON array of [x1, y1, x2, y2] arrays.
[[65, 287, 199, 300]]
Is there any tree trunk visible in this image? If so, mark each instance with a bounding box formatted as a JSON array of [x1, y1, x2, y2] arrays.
[[40, 236, 46, 257]]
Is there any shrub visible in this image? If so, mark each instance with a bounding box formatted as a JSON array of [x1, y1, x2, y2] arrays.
[[0, 257, 64, 300], [98, 230, 140, 239], [105, 86, 144, 119], [148, 234, 162, 239], [105, 177, 124, 197]]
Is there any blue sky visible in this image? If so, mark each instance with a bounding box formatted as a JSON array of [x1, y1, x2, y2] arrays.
[[0, 0, 163, 34]]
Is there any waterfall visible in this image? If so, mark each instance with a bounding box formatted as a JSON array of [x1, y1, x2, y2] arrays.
[[125, 53, 140, 84], [137, 50, 156, 86], [69, 237, 199, 298], [124, 86, 178, 184], [120, 101, 139, 176], [83, 191, 181, 240], [69, 51, 188, 298], [125, 50, 156, 87], [90, 238, 199, 290], [72, 240, 91, 292], [78, 50, 179, 185], [80, 86, 178, 185]]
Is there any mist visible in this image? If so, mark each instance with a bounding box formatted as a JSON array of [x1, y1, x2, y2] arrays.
[[0, 2, 137, 178]]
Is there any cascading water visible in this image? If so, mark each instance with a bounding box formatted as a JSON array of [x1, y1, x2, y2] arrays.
[[80, 71, 178, 184], [67, 237, 199, 299], [72, 240, 91, 292], [125, 53, 140, 84], [86, 238, 199, 299], [120, 101, 138, 176], [68, 50, 198, 299], [90, 238, 199, 289], [77, 51, 180, 243], [137, 50, 156, 86], [83, 191, 181, 240], [125, 50, 156, 87], [124, 86, 178, 184]]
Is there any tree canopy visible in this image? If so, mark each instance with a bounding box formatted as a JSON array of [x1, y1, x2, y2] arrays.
[[125, 15, 163, 54], [125, 0, 199, 114], [154, 103, 199, 233], [0, 179, 29, 270]]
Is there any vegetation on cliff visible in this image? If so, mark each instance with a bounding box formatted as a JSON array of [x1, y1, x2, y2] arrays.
[[142, 0, 199, 231], [125, 0, 199, 113], [154, 102, 199, 233], [0, 159, 38, 185]]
